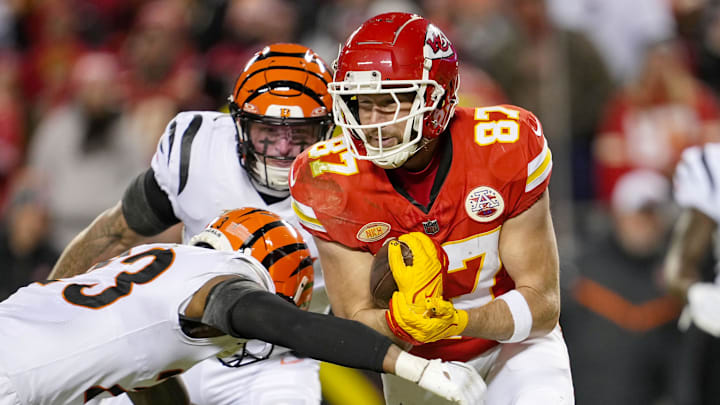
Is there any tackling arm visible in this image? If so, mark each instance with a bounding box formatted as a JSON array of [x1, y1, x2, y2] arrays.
[[465, 190, 561, 340], [314, 237, 411, 347], [187, 275, 486, 404]]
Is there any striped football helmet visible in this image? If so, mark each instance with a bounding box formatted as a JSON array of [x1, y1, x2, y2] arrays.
[[229, 43, 334, 196], [329, 13, 459, 169], [190, 207, 314, 309]]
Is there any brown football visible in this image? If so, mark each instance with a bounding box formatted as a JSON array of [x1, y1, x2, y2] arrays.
[[369, 239, 412, 308]]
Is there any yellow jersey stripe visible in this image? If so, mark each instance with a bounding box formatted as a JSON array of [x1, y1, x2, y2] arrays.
[[292, 199, 326, 233], [526, 142, 553, 192]]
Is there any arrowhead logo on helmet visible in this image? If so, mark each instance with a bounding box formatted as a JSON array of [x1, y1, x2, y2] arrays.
[[424, 24, 454, 59]]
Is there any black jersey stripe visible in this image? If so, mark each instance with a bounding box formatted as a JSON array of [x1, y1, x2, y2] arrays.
[[245, 80, 326, 109], [260, 243, 309, 273], [166, 120, 177, 165], [701, 147, 716, 191], [178, 115, 203, 195], [387, 133, 453, 214]]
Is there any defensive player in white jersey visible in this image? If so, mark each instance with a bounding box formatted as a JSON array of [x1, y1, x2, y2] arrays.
[[49, 44, 335, 404], [664, 143, 720, 337], [0, 208, 487, 405]]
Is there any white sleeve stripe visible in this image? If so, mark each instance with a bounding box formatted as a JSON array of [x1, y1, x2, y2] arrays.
[[526, 139, 553, 192], [297, 218, 327, 233], [291, 198, 317, 219], [526, 159, 552, 192], [291, 199, 326, 233], [527, 137, 549, 174]]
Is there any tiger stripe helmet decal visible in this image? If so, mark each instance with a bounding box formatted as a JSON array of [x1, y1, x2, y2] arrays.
[[190, 207, 314, 309]]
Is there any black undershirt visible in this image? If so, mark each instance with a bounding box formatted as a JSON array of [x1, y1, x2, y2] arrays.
[[386, 134, 453, 214], [122, 168, 180, 236]]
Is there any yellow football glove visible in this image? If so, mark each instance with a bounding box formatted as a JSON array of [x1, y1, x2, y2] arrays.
[[388, 232, 448, 306], [386, 291, 468, 344]]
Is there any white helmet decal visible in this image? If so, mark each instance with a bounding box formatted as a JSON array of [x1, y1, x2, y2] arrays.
[[424, 24, 454, 59]]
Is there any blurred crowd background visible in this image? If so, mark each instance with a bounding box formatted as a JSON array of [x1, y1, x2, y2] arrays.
[[1, 0, 720, 403]]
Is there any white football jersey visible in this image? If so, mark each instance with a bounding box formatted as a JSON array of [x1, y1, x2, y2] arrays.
[[149, 111, 316, 256], [0, 244, 274, 405], [674, 143, 720, 224], [147, 112, 324, 405]]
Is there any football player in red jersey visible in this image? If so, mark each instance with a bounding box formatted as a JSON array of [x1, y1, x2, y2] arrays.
[[289, 12, 574, 405]]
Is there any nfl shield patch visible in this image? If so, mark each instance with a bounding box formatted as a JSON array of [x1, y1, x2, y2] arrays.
[[422, 219, 440, 235]]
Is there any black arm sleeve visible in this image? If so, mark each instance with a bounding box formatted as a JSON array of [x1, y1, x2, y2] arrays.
[[229, 290, 392, 373], [121, 168, 180, 236]]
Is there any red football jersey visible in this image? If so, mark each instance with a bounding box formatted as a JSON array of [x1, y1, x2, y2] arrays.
[[290, 105, 552, 361]]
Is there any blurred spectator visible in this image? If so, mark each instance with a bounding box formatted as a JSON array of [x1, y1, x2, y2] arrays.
[[0, 169, 58, 301], [668, 0, 709, 75], [446, 0, 513, 70], [0, 52, 25, 212], [548, 0, 676, 84], [20, 0, 87, 116], [0, 0, 19, 49], [205, 0, 305, 102], [593, 40, 720, 201], [116, 0, 213, 159], [489, 0, 613, 140], [696, 4, 720, 96], [72, 0, 138, 47], [119, 0, 210, 111], [204, 0, 293, 103], [27, 52, 146, 252], [457, 64, 507, 108], [303, 0, 420, 64], [484, 0, 613, 247], [561, 170, 684, 405], [302, 0, 373, 67]]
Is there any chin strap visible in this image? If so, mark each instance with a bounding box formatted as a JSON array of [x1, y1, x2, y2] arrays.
[[372, 136, 433, 169], [247, 175, 291, 199]]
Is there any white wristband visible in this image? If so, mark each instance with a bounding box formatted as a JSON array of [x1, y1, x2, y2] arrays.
[[394, 351, 429, 383], [496, 290, 533, 343]]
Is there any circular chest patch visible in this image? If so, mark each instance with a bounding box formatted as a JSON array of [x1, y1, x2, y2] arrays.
[[465, 186, 505, 223]]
